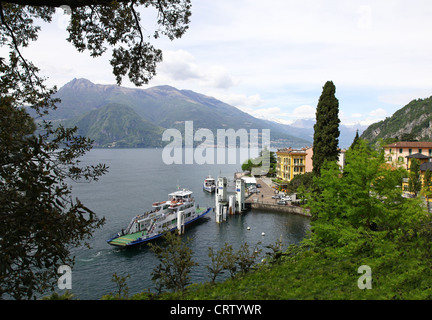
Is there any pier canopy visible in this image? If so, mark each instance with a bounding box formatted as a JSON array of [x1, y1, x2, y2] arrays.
[[242, 176, 257, 188]]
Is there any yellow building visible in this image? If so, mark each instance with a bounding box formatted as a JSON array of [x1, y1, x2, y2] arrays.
[[276, 148, 307, 182], [401, 152, 432, 196]]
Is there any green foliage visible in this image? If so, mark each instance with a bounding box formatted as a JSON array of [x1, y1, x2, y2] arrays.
[[312, 81, 340, 176], [66, 103, 166, 148], [287, 172, 314, 193], [41, 291, 76, 300], [308, 139, 427, 249], [408, 158, 422, 196], [242, 149, 277, 176], [148, 232, 198, 294], [361, 96, 432, 144], [0, 98, 107, 299], [99, 273, 131, 300], [206, 246, 227, 284]]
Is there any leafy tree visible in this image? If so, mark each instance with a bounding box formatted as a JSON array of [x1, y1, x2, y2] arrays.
[[236, 242, 262, 274], [0, 98, 107, 299], [422, 169, 432, 212], [149, 232, 198, 294], [110, 273, 131, 300], [350, 129, 360, 150], [206, 246, 226, 284], [0, 1, 192, 87], [0, 0, 190, 299], [287, 172, 314, 193], [408, 158, 422, 197], [307, 139, 428, 251], [312, 81, 340, 176]]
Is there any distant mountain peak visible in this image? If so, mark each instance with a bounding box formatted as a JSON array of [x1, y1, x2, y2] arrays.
[[62, 78, 96, 90]]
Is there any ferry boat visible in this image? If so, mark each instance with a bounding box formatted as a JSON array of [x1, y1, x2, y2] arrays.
[[203, 175, 216, 193], [107, 189, 211, 247]]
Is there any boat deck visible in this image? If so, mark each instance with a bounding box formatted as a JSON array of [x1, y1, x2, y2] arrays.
[[107, 207, 210, 247], [108, 231, 146, 247]]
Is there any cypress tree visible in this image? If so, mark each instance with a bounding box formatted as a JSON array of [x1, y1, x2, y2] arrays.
[[312, 81, 340, 176]]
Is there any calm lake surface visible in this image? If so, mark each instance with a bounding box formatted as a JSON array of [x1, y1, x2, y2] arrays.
[[67, 148, 310, 300]]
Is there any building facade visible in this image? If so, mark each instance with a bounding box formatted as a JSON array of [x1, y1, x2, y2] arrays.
[[276, 148, 307, 182], [384, 141, 432, 168]]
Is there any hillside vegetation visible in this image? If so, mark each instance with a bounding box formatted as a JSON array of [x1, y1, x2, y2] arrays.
[[66, 103, 166, 148], [361, 96, 432, 143]]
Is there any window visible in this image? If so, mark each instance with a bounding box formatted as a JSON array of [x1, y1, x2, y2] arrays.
[[430, 149, 432, 156], [398, 156, 404, 163], [419, 149, 422, 154], [388, 156, 392, 162], [400, 148, 403, 154], [409, 149, 412, 155]]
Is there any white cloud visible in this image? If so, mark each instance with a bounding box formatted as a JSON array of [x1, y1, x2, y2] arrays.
[[159, 50, 202, 81], [292, 105, 316, 119], [206, 66, 239, 89], [249, 107, 283, 119], [216, 93, 263, 108], [369, 108, 387, 117]]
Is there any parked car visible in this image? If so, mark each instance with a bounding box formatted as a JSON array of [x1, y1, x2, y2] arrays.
[[277, 200, 287, 205], [272, 195, 281, 199], [256, 184, 262, 188], [282, 196, 291, 201]]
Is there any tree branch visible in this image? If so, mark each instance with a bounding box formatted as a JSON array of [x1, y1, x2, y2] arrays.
[[0, 0, 136, 8]]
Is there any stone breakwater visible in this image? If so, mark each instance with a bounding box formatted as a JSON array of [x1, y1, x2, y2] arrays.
[[249, 202, 311, 217]]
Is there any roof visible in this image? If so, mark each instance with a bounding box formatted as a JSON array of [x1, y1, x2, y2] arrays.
[[276, 148, 307, 155], [420, 162, 432, 171], [241, 177, 257, 184], [385, 141, 432, 148], [169, 189, 193, 197], [406, 153, 432, 159]]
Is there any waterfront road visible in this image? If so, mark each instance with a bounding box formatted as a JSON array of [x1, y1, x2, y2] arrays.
[[246, 177, 279, 205]]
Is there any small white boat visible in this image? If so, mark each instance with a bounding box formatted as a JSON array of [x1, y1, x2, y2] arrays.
[[203, 175, 216, 193], [107, 189, 211, 247]]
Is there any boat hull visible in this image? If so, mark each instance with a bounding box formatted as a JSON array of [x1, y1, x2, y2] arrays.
[[203, 185, 215, 193], [107, 207, 212, 247]]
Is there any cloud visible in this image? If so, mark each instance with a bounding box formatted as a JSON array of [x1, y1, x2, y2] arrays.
[[357, 5, 373, 30], [292, 105, 316, 119], [369, 108, 387, 117], [249, 107, 283, 119], [206, 66, 239, 89], [157, 50, 240, 90], [217, 93, 263, 108], [159, 50, 202, 81]]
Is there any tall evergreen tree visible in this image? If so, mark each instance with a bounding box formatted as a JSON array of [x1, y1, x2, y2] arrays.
[[312, 81, 340, 176], [350, 129, 360, 150]]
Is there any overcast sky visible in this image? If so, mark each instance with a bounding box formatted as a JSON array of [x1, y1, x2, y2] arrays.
[[20, 0, 432, 128]]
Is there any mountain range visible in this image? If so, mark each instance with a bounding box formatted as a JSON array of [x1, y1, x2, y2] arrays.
[[41, 78, 312, 148], [38, 78, 362, 148]]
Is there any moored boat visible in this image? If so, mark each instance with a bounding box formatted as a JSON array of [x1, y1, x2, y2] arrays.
[[107, 189, 211, 247], [203, 175, 216, 193]]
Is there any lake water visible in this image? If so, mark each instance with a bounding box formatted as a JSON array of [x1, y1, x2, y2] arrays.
[[67, 148, 310, 300]]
